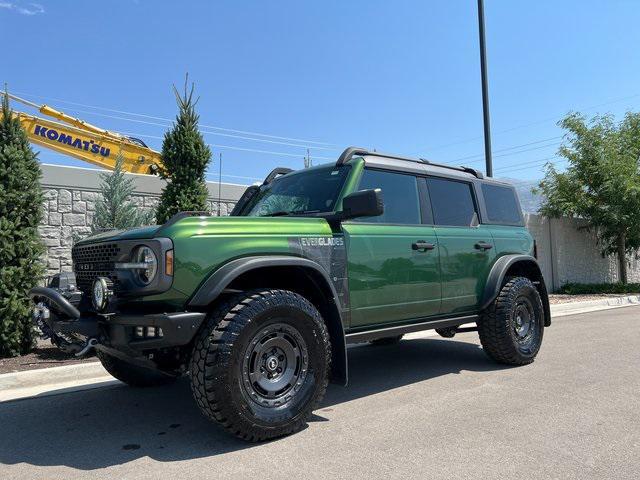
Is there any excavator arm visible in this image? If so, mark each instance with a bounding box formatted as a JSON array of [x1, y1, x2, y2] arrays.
[[2, 93, 164, 175]]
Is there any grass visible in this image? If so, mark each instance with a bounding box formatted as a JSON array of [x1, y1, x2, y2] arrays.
[[557, 282, 640, 295]]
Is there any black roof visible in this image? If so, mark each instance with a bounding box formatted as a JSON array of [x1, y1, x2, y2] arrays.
[[336, 146, 486, 181]]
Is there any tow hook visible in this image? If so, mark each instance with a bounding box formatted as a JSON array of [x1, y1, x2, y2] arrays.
[[75, 338, 99, 358]]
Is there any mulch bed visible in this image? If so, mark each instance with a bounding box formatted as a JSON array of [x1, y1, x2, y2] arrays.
[[0, 341, 97, 375], [548, 293, 635, 305]]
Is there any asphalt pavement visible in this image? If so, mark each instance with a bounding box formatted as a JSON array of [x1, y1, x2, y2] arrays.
[[1, 306, 638, 479]]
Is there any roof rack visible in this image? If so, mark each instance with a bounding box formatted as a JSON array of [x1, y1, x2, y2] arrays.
[[335, 147, 484, 179]]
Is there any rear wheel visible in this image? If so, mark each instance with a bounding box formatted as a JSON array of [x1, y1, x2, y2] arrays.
[[190, 289, 331, 442], [96, 351, 177, 387], [479, 276, 545, 365]]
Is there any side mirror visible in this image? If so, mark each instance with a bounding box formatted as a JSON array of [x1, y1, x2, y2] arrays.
[[341, 189, 384, 220]]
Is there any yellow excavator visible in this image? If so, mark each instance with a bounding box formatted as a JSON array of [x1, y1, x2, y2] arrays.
[[1, 92, 163, 175]]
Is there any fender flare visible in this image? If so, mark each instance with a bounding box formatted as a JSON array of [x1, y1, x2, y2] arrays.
[[480, 254, 551, 326], [188, 255, 349, 385]]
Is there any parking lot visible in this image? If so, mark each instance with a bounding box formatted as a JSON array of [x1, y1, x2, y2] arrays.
[[1, 306, 638, 480]]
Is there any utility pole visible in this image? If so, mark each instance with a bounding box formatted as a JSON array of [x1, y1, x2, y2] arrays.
[[477, 0, 493, 177], [217, 152, 222, 216]]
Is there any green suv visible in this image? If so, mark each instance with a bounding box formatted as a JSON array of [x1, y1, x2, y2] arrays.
[[31, 147, 550, 441]]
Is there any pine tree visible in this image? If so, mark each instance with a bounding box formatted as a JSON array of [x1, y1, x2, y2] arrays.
[[0, 93, 44, 357], [92, 154, 154, 233], [156, 78, 211, 224]]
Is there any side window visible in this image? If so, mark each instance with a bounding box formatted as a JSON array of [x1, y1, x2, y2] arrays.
[[427, 177, 477, 227], [481, 184, 523, 225], [355, 169, 420, 224]]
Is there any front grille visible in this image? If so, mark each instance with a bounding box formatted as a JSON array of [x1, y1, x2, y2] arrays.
[[72, 243, 121, 293]]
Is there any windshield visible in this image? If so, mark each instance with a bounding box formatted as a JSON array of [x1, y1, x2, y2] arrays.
[[243, 165, 350, 217]]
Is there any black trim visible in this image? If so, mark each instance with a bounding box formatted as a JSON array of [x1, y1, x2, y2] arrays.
[[345, 314, 479, 343], [230, 185, 260, 216], [188, 255, 349, 386], [263, 167, 293, 184], [29, 287, 81, 319], [106, 311, 206, 349], [417, 177, 434, 225], [480, 254, 551, 326], [336, 146, 483, 179], [189, 256, 340, 310]]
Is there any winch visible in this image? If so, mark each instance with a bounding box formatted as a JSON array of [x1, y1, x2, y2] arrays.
[[31, 272, 99, 357]]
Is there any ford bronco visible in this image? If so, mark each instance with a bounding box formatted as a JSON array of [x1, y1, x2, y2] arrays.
[[31, 147, 550, 441]]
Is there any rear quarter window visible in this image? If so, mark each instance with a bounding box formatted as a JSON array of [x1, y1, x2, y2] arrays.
[[481, 183, 523, 225]]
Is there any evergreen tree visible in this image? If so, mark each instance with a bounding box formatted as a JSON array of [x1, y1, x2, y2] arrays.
[[156, 78, 211, 223], [92, 154, 154, 233], [0, 93, 44, 357]]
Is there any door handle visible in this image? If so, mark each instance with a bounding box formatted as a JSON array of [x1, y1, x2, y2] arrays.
[[412, 240, 436, 251], [474, 241, 493, 251]]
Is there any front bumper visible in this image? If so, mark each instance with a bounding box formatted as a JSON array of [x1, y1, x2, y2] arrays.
[[29, 287, 205, 354]]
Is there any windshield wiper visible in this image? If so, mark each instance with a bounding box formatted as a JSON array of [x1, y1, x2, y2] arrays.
[[261, 209, 321, 217]]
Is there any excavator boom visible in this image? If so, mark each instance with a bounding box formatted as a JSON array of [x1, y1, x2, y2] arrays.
[[2, 92, 163, 175]]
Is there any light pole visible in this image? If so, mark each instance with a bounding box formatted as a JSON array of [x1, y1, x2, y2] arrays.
[[477, 0, 493, 177]]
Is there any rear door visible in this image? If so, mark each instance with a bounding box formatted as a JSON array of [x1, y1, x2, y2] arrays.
[[426, 177, 496, 314], [342, 169, 441, 328]]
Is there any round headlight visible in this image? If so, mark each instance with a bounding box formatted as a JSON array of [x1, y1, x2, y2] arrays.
[[134, 246, 158, 285], [92, 277, 113, 311]]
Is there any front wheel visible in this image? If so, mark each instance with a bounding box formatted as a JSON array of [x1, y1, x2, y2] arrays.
[[190, 289, 331, 442], [478, 277, 545, 365]]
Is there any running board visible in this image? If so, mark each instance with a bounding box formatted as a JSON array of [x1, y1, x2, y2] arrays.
[[345, 314, 479, 344]]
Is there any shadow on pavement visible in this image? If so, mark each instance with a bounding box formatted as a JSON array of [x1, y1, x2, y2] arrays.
[[0, 336, 503, 470]]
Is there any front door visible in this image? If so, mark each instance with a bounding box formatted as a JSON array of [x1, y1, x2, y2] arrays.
[[343, 169, 441, 328]]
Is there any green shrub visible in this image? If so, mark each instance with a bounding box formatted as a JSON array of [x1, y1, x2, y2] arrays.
[[0, 93, 44, 357], [558, 282, 640, 295], [92, 154, 154, 233]]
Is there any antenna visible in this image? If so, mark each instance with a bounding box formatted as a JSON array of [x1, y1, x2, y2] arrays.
[[217, 152, 222, 216], [304, 148, 312, 168]]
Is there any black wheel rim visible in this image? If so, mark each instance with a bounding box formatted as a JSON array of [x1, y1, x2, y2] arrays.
[[512, 296, 538, 351], [241, 323, 309, 408]]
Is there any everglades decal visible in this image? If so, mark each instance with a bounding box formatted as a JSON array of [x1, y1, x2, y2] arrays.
[[300, 237, 344, 247], [290, 235, 350, 321]]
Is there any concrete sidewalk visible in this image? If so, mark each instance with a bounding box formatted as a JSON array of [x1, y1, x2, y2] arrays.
[[1, 295, 638, 403]]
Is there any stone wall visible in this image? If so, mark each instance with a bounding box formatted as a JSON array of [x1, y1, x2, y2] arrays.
[[525, 213, 640, 291], [38, 164, 247, 277]]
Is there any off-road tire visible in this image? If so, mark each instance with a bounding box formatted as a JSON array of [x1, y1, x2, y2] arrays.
[[479, 276, 545, 365], [96, 351, 177, 387], [369, 335, 404, 346], [190, 289, 331, 442]]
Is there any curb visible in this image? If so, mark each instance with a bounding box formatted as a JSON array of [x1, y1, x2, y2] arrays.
[[550, 294, 640, 317], [0, 362, 117, 403], [1, 297, 638, 403]]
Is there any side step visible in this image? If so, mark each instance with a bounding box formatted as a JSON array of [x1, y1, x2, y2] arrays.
[[345, 314, 479, 344]]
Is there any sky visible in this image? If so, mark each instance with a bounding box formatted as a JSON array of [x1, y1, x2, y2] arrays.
[[3, 0, 640, 189]]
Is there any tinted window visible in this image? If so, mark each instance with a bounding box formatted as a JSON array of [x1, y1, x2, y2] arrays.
[[244, 165, 350, 216], [427, 177, 477, 227], [482, 184, 522, 225], [355, 169, 420, 224]]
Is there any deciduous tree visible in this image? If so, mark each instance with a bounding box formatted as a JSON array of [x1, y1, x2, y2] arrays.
[[536, 112, 640, 283]]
